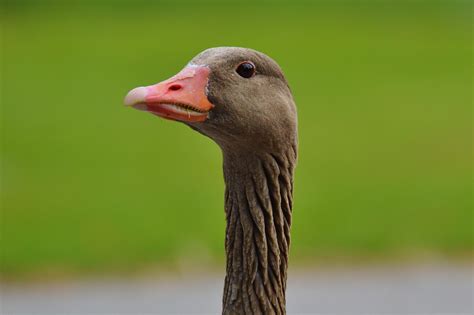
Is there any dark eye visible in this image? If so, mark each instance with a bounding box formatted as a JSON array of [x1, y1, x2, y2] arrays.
[[236, 61, 256, 78]]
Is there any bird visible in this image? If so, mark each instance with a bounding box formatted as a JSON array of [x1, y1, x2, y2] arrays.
[[124, 47, 298, 315]]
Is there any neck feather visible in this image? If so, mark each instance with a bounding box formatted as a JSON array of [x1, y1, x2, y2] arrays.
[[221, 145, 296, 315]]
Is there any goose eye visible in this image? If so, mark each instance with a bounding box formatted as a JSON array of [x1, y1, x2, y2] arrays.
[[236, 62, 256, 78]]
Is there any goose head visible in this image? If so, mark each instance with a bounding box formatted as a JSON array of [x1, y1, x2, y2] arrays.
[[124, 47, 297, 153]]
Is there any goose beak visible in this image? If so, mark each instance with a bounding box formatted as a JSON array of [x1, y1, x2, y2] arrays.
[[124, 65, 214, 123]]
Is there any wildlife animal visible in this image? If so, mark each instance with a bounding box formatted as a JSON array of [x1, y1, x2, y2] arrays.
[[124, 47, 298, 315]]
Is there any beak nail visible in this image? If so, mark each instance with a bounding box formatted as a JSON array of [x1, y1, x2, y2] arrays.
[[124, 86, 148, 106]]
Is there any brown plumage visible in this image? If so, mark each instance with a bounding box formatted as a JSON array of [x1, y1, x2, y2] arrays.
[[125, 47, 298, 314]]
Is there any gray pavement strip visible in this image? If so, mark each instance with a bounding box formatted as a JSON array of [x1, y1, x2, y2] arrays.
[[1, 263, 472, 314]]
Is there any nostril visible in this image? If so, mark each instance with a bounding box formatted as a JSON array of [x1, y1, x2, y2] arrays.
[[169, 84, 182, 91]]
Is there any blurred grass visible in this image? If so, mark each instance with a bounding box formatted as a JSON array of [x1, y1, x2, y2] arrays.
[[1, 1, 472, 277]]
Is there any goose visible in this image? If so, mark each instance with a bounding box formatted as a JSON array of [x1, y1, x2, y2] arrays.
[[124, 47, 297, 314]]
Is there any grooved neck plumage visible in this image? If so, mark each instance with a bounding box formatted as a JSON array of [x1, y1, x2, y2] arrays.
[[221, 146, 296, 315]]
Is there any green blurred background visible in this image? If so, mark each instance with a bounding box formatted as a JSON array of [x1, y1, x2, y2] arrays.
[[1, 0, 472, 279]]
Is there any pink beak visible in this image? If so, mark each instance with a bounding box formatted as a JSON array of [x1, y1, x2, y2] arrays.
[[124, 65, 214, 123]]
